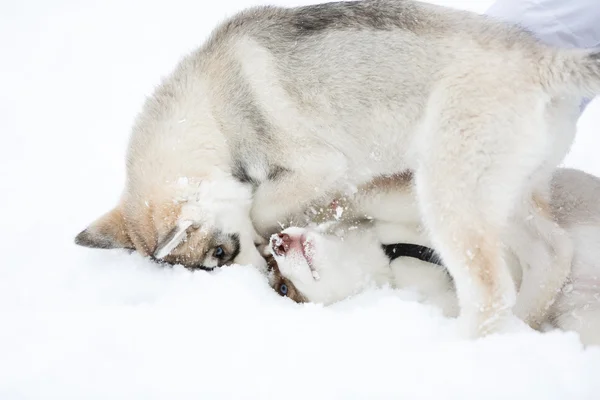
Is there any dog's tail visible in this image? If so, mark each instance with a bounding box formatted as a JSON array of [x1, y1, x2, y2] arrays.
[[539, 48, 600, 98]]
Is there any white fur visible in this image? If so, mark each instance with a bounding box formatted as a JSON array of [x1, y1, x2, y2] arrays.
[[77, 1, 600, 337], [272, 168, 600, 346]]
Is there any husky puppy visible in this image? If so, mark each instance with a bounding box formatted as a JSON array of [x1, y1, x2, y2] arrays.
[[267, 168, 600, 346], [74, 0, 600, 336]]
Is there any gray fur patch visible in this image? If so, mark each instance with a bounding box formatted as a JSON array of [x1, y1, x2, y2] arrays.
[[590, 51, 600, 67], [288, 0, 424, 36], [213, 60, 276, 164], [591, 51, 600, 79], [237, 91, 273, 141], [205, 1, 433, 51], [267, 165, 289, 181], [231, 160, 259, 187], [228, 233, 241, 265], [75, 229, 116, 249]]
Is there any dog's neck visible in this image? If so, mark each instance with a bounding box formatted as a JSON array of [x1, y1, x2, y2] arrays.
[[382, 243, 443, 266]]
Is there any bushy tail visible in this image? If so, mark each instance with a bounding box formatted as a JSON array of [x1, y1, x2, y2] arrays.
[[540, 49, 600, 98]]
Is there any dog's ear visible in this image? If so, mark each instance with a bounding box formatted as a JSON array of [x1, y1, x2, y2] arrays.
[[153, 220, 193, 259], [74, 207, 133, 249]]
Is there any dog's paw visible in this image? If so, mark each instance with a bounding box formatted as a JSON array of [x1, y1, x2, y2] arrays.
[[512, 307, 546, 331], [458, 311, 531, 339], [493, 314, 534, 334]]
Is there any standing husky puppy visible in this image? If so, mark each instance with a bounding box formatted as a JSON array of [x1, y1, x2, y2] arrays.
[[75, 0, 600, 337], [268, 168, 600, 346]]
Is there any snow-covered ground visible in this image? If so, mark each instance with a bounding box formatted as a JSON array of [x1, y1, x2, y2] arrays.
[[2, 0, 600, 398]]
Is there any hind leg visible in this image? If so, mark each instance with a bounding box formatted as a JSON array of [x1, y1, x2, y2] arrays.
[[552, 280, 600, 346], [556, 308, 600, 346], [512, 97, 579, 328], [509, 192, 573, 329], [414, 88, 556, 337], [550, 225, 600, 346]]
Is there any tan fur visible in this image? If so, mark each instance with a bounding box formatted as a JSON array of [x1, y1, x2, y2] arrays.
[[267, 256, 306, 303], [364, 172, 414, 192], [532, 192, 554, 221], [75, 0, 600, 337], [124, 199, 183, 257], [275, 174, 568, 334], [75, 207, 133, 250], [269, 168, 600, 346], [461, 231, 511, 336]]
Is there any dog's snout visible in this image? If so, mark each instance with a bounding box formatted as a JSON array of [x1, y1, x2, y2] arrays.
[[271, 233, 292, 257]]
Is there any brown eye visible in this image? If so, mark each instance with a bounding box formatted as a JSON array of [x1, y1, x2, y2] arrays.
[[213, 246, 225, 259]]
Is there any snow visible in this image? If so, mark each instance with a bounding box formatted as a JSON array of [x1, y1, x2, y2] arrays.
[[2, 0, 600, 398]]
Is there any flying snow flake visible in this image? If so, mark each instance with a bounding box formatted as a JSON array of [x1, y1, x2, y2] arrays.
[[272, 234, 284, 248], [466, 249, 474, 260], [311, 270, 321, 280], [335, 206, 344, 220]]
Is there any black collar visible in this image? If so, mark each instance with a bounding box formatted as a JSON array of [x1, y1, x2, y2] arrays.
[[381, 243, 443, 266]]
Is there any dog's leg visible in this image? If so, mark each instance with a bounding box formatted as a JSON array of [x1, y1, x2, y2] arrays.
[[413, 87, 553, 337], [509, 97, 578, 329], [415, 170, 518, 336], [551, 278, 600, 347], [510, 192, 573, 329], [251, 174, 336, 236]]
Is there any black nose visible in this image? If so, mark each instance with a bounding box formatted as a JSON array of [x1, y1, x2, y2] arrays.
[[271, 233, 291, 256]]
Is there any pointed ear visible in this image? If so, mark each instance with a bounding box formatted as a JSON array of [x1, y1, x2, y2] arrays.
[[153, 220, 193, 259], [74, 207, 133, 250]]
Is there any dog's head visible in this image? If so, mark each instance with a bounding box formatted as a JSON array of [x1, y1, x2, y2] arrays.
[[266, 254, 307, 303], [75, 175, 267, 270], [75, 63, 272, 271], [267, 224, 390, 304]]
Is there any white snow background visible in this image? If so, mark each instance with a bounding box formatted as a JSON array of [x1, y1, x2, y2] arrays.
[[1, 0, 600, 398]]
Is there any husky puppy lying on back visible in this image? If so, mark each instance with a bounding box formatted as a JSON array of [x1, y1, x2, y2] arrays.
[[268, 168, 600, 346], [74, 0, 600, 337]]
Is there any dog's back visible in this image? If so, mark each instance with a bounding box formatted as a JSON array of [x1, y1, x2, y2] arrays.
[[77, 0, 600, 338]]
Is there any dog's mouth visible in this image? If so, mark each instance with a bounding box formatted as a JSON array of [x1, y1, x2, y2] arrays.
[[193, 265, 216, 272], [271, 233, 288, 257], [270, 232, 320, 280], [300, 234, 318, 278]]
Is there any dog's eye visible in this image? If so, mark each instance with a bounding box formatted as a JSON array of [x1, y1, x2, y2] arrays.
[[213, 246, 225, 259], [279, 283, 288, 296]]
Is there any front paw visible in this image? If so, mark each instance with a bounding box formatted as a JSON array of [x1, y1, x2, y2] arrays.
[[512, 303, 549, 331], [457, 309, 530, 339]]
